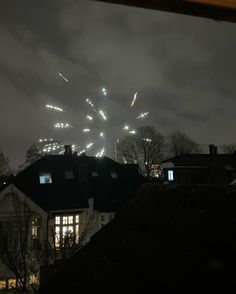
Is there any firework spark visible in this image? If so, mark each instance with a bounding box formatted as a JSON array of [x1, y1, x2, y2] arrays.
[[96, 147, 105, 157], [46, 104, 64, 112], [123, 157, 127, 164], [102, 88, 107, 96], [99, 110, 107, 121], [58, 72, 69, 82], [83, 128, 90, 132], [54, 123, 71, 128], [129, 130, 136, 134], [123, 125, 130, 130], [86, 98, 95, 108], [130, 92, 138, 108], [136, 112, 149, 119], [86, 142, 94, 149], [86, 115, 93, 121], [143, 138, 152, 142]]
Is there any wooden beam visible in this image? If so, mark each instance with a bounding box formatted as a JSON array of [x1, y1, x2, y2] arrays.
[[96, 0, 236, 22]]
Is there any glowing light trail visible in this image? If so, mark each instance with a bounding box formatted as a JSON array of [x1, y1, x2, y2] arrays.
[[54, 123, 71, 128], [99, 110, 107, 121], [130, 92, 138, 108], [58, 72, 69, 82], [86, 115, 93, 121], [86, 143, 94, 149], [46, 105, 64, 112], [136, 112, 149, 119]]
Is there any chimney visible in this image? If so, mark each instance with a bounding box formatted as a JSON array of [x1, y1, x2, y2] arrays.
[[209, 144, 217, 155], [64, 144, 72, 155]]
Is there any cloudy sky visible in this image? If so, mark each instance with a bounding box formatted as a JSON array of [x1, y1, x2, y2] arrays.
[[0, 0, 235, 169]]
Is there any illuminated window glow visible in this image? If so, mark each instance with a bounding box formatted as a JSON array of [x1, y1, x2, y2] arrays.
[[54, 215, 80, 248], [39, 173, 52, 184], [31, 219, 39, 239], [168, 170, 174, 181]]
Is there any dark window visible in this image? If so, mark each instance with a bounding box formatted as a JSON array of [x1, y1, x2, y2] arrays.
[[110, 171, 118, 179], [91, 171, 98, 177], [64, 170, 74, 179]]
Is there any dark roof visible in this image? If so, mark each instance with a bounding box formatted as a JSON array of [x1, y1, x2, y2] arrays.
[[162, 154, 236, 169], [40, 183, 236, 293], [10, 155, 143, 212], [96, 0, 236, 23]]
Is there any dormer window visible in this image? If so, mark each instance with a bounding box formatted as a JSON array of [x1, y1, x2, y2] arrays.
[[39, 172, 52, 184], [110, 171, 118, 179], [65, 170, 74, 179]]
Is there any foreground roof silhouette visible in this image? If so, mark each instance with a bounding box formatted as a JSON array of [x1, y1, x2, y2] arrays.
[[40, 183, 236, 293]]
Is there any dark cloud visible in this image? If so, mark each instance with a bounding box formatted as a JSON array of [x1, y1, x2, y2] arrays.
[[0, 0, 235, 169]]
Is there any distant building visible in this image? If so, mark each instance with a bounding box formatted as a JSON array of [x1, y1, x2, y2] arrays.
[[161, 145, 236, 185], [0, 150, 143, 290]]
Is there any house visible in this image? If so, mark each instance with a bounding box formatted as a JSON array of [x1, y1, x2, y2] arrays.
[[39, 183, 236, 294], [161, 145, 236, 185], [0, 150, 143, 290]]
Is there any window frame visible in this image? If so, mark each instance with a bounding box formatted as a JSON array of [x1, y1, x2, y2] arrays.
[[39, 172, 52, 184]]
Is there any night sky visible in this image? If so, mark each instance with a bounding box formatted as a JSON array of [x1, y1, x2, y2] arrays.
[[0, 0, 235, 170]]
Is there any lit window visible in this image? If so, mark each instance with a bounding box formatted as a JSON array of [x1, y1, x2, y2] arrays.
[[54, 215, 80, 248], [110, 171, 118, 179], [55, 216, 60, 225], [31, 219, 39, 239], [63, 216, 68, 225], [68, 216, 73, 224], [65, 170, 74, 179], [75, 224, 79, 243], [7, 279, 17, 289], [0, 280, 6, 289], [75, 215, 79, 223], [39, 172, 52, 184], [91, 171, 98, 177], [168, 170, 174, 181]]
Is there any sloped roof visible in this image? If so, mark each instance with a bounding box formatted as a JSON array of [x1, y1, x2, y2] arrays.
[[40, 183, 236, 293], [162, 154, 236, 169], [10, 155, 143, 212]]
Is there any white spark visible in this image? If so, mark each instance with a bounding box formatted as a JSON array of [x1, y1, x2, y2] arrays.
[[85, 98, 94, 108], [99, 110, 107, 121], [96, 147, 105, 157], [54, 123, 71, 128], [136, 112, 149, 119], [77, 149, 86, 155], [100, 132, 104, 137], [123, 157, 127, 164], [123, 125, 130, 130], [46, 104, 64, 112], [130, 92, 138, 108], [58, 72, 69, 82], [143, 138, 152, 142], [86, 143, 94, 149], [129, 130, 136, 134], [83, 128, 90, 132], [86, 115, 93, 121]]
